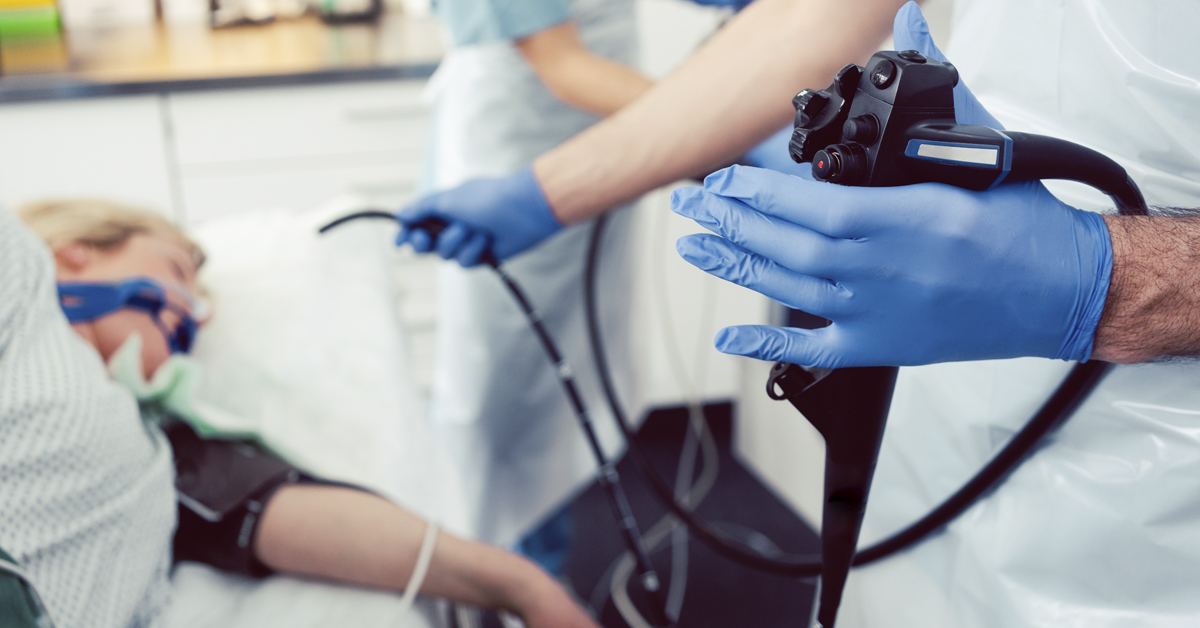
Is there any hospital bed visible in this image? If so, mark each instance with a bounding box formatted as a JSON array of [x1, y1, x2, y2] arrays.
[[156, 189, 793, 628], [159, 198, 467, 628]]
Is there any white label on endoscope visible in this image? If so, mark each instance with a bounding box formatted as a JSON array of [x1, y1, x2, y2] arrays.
[[914, 143, 998, 165]]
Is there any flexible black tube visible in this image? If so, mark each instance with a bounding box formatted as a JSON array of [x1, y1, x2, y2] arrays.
[[851, 359, 1110, 566], [1006, 132, 1148, 216], [584, 213, 1112, 577], [317, 210, 398, 234], [318, 212, 669, 616], [584, 214, 820, 577], [489, 261, 673, 622]]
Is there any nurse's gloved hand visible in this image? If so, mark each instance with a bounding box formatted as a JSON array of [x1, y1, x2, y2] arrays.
[[396, 167, 561, 267], [684, 0, 754, 8], [673, 167, 1113, 369]]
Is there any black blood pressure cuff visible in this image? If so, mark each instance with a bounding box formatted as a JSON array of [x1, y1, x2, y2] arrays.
[[164, 418, 368, 578]]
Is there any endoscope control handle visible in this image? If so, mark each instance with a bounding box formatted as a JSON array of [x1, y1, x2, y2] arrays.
[[407, 216, 449, 237], [898, 122, 1012, 191], [404, 217, 502, 267]]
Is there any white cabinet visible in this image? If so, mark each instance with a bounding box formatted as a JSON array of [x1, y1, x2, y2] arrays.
[[0, 79, 431, 225], [167, 80, 430, 223], [169, 81, 427, 164], [0, 95, 178, 220], [180, 159, 421, 219]]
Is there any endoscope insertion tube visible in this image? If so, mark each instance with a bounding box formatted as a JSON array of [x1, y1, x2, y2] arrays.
[[318, 212, 672, 626]]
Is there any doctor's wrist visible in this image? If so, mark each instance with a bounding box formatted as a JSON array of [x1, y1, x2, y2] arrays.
[[1092, 214, 1200, 363]]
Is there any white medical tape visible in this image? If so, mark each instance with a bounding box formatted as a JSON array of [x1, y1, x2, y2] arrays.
[[396, 520, 439, 625]]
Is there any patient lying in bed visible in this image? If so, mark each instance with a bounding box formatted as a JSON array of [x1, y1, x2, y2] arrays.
[[1, 200, 597, 628]]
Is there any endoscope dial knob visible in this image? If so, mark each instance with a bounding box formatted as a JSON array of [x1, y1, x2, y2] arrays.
[[790, 128, 812, 163], [812, 143, 869, 185], [793, 89, 830, 127], [790, 89, 831, 163], [832, 63, 862, 98]]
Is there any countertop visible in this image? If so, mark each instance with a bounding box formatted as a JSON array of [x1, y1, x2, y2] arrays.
[[0, 12, 444, 102]]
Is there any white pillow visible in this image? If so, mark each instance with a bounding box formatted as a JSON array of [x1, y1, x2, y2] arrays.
[[186, 198, 467, 533]]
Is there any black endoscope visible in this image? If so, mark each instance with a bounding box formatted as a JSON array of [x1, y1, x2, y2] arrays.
[[790, 50, 1147, 214], [774, 49, 1148, 628]]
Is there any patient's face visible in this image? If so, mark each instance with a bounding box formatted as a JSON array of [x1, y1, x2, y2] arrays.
[[56, 234, 202, 379]]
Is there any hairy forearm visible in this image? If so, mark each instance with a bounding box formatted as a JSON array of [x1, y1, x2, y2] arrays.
[[1093, 215, 1200, 363], [534, 0, 904, 224]]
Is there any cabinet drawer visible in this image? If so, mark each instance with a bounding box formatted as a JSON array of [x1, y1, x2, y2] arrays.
[[0, 95, 177, 218], [169, 80, 430, 167], [182, 158, 421, 223]]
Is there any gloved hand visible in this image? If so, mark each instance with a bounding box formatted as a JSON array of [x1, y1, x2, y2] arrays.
[[892, 1, 1002, 130], [684, 0, 753, 9], [670, 2, 1114, 369], [396, 166, 561, 267]]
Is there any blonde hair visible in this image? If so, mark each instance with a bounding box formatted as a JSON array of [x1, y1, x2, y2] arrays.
[[17, 199, 205, 269]]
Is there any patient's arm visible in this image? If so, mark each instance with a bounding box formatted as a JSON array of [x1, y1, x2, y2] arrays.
[[516, 21, 652, 117], [254, 484, 597, 628]]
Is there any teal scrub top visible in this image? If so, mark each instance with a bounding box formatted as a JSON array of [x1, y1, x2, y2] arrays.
[[433, 0, 571, 47], [0, 550, 46, 628]]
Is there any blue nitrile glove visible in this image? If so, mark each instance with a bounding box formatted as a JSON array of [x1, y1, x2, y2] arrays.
[[669, 3, 1114, 369], [396, 166, 561, 267], [742, 124, 815, 179], [685, 0, 753, 8], [672, 168, 1112, 368], [892, 1, 1002, 130]]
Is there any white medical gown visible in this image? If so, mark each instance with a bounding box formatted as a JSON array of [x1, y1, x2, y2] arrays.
[[841, 1, 1200, 627]]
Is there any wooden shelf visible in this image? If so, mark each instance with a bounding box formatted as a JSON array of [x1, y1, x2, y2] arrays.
[[0, 12, 443, 84]]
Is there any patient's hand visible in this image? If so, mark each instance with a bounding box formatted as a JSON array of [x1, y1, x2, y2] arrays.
[[505, 572, 601, 628]]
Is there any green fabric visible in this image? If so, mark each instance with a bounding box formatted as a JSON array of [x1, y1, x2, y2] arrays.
[[0, 548, 47, 628], [108, 333, 254, 440]]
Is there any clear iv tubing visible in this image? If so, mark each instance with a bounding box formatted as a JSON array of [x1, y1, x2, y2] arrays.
[[594, 204, 722, 628], [317, 211, 670, 621]]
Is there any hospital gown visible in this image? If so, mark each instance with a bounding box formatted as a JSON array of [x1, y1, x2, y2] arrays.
[[0, 208, 177, 628]]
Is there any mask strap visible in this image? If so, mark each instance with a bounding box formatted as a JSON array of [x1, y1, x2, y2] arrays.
[[57, 279, 196, 354]]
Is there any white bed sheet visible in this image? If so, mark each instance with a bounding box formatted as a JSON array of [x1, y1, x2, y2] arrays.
[[164, 563, 445, 628], [161, 198, 467, 628]]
